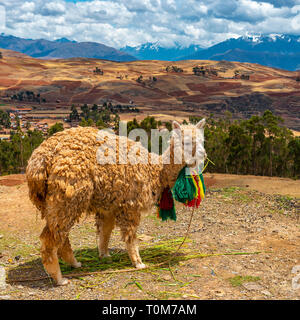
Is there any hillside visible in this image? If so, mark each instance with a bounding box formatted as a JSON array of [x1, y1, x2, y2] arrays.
[[0, 50, 300, 130]]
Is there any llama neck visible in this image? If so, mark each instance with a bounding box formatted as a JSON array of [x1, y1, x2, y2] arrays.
[[159, 141, 185, 191]]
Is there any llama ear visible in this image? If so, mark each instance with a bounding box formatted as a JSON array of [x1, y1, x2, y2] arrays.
[[172, 120, 181, 131], [196, 118, 206, 129]]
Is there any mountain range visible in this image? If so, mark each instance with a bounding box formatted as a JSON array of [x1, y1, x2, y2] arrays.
[[0, 34, 136, 62], [1, 33, 300, 71], [180, 34, 300, 71], [121, 35, 300, 71], [120, 42, 203, 61]]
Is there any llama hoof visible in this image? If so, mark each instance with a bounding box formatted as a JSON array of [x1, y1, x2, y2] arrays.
[[135, 263, 146, 269], [99, 254, 112, 263], [57, 278, 69, 286], [72, 261, 82, 268]]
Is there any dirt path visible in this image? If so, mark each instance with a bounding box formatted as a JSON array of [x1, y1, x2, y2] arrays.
[[0, 174, 299, 300], [204, 173, 300, 198]]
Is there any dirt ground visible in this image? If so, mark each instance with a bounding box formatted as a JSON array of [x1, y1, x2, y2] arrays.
[[0, 173, 299, 300]]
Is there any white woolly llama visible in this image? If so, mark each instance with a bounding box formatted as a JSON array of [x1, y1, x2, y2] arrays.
[[26, 120, 206, 285]]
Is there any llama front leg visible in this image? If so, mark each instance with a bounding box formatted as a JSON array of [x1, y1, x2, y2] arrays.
[[95, 212, 115, 259], [125, 235, 146, 269], [40, 225, 69, 286], [118, 213, 146, 269]]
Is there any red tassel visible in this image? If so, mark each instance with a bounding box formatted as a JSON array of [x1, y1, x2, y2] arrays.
[[159, 187, 174, 210]]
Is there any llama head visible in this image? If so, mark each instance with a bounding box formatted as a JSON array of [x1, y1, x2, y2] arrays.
[[171, 119, 206, 171]]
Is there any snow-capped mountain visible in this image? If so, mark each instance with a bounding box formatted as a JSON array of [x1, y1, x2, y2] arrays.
[[120, 41, 203, 61], [181, 34, 300, 71]]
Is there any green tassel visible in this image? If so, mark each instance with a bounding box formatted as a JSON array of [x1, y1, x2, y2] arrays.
[[172, 166, 196, 204], [159, 206, 177, 222]]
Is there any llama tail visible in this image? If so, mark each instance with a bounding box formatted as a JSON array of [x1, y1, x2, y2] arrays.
[[26, 151, 49, 217]]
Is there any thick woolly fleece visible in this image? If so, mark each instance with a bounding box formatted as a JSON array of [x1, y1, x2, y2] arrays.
[[26, 126, 187, 243]]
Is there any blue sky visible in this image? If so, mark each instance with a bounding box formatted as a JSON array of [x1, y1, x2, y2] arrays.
[[0, 0, 300, 48]]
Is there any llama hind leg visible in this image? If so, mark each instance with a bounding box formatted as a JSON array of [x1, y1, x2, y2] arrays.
[[95, 212, 115, 259], [58, 237, 81, 268], [40, 225, 68, 286]]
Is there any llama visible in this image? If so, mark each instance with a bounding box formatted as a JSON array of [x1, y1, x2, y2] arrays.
[[26, 120, 206, 285]]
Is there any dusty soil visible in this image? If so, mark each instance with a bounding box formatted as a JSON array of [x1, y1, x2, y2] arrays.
[[0, 174, 26, 187], [0, 174, 299, 300]]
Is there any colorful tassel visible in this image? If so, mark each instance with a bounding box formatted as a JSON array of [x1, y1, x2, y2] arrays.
[[157, 187, 176, 221], [157, 165, 206, 221]]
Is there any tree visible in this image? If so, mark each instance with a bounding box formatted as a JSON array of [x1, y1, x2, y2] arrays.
[[80, 104, 90, 120], [189, 116, 202, 124], [193, 66, 205, 76], [79, 118, 94, 127], [140, 116, 158, 132], [166, 65, 183, 73], [25, 121, 31, 131], [242, 116, 265, 175], [241, 74, 250, 80], [0, 110, 11, 128], [262, 110, 282, 176], [127, 118, 140, 135], [93, 67, 103, 75], [69, 105, 80, 122], [288, 138, 300, 178], [86, 118, 94, 126], [92, 104, 99, 113], [225, 123, 251, 174], [96, 119, 106, 130], [113, 114, 120, 131], [48, 123, 64, 136], [15, 115, 21, 131], [164, 121, 172, 131], [136, 75, 143, 83], [0, 130, 44, 175]]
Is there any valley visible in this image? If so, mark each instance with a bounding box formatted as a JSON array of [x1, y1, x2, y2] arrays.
[[0, 49, 299, 130]]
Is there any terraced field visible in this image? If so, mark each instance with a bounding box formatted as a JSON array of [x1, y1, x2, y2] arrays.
[[0, 49, 299, 129]]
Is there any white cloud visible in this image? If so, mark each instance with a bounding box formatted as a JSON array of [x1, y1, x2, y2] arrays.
[[291, 13, 300, 30], [21, 2, 36, 12], [41, 1, 66, 16], [0, 4, 5, 32], [0, 0, 300, 48]]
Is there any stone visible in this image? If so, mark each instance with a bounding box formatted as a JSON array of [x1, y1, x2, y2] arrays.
[[137, 234, 153, 242], [242, 282, 263, 291], [261, 290, 272, 296]]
